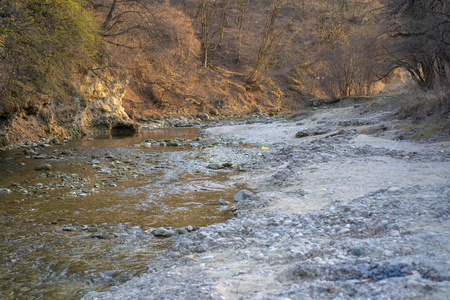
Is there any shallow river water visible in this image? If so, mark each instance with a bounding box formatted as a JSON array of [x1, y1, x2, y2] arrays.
[[0, 128, 238, 299]]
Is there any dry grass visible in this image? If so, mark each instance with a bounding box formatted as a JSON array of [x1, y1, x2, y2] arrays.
[[397, 89, 450, 121], [396, 89, 450, 141]]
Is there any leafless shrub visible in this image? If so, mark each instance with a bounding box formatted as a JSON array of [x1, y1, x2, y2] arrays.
[[380, 0, 450, 90]]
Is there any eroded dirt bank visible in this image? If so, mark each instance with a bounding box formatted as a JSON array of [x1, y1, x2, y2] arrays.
[[83, 101, 450, 300]]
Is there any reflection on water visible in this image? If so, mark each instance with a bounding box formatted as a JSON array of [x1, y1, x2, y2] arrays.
[[0, 128, 237, 299], [88, 127, 199, 146]]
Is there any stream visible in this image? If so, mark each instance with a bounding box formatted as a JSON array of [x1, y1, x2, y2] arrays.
[[0, 128, 238, 299]]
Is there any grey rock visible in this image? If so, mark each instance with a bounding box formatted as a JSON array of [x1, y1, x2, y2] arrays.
[[198, 138, 216, 145], [241, 218, 255, 229], [295, 130, 309, 138], [33, 155, 48, 159], [337, 228, 351, 234], [350, 247, 367, 257], [153, 227, 174, 237], [424, 231, 437, 240], [388, 229, 400, 237], [170, 118, 189, 127], [196, 113, 209, 121], [234, 189, 255, 202], [219, 198, 230, 205], [167, 251, 182, 258], [89, 233, 116, 239], [221, 162, 233, 168], [62, 226, 77, 232], [207, 163, 222, 170], [177, 228, 189, 234]]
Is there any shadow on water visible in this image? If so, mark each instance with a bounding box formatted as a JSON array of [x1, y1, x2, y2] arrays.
[[0, 128, 239, 299]]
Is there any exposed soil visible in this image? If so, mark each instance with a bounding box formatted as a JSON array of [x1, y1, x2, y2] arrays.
[[83, 98, 450, 300]]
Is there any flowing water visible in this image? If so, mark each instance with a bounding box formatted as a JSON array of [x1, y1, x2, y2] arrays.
[[0, 128, 238, 299]]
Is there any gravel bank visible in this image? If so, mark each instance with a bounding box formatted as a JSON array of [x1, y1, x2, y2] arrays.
[[83, 103, 450, 300]]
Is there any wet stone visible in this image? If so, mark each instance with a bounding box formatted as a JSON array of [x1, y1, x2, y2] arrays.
[[295, 130, 309, 138], [33, 155, 48, 159], [35, 164, 52, 171], [219, 198, 230, 205], [87, 227, 99, 233], [177, 228, 189, 234], [62, 226, 77, 232], [207, 163, 222, 170], [89, 233, 116, 239], [166, 141, 179, 147]]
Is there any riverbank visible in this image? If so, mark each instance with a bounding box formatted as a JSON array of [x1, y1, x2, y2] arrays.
[[82, 97, 450, 299]]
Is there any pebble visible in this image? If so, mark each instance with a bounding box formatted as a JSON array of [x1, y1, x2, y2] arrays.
[[218, 198, 230, 205], [253, 253, 265, 261], [350, 247, 367, 257], [388, 229, 400, 237], [62, 226, 77, 231], [337, 228, 351, 234], [388, 186, 402, 193], [207, 163, 222, 170], [167, 252, 182, 259], [89, 233, 116, 239], [177, 228, 188, 234], [241, 219, 255, 229], [424, 231, 437, 239]]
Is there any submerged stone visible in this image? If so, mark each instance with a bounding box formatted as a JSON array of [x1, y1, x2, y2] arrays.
[[35, 164, 52, 171]]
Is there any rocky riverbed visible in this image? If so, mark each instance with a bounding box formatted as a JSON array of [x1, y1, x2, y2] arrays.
[[0, 128, 244, 299], [83, 99, 450, 299]]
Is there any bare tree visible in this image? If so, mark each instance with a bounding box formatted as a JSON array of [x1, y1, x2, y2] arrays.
[[199, 0, 220, 67], [217, 0, 230, 48], [381, 0, 450, 90], [246, 0, 285, 84], [235, 0, 250, 63]]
